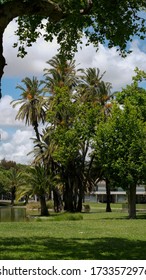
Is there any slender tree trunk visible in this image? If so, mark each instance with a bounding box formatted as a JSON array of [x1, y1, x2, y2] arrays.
[[106, 178, 112, 212], [11, 186, 16, 206], [77, 180, 83, 212], [77, 195, 82, 212], [53, 187, 62, 212], [128, 184, 136, 219], [34, 123, 41, 142], [33, 120, 45, 157], [39, 193, 49, 216]]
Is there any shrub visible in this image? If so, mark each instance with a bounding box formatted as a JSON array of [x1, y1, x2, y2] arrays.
[[82, 204, 90, 212]]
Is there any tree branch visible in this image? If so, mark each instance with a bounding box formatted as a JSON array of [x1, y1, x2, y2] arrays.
[[0, 0, 64, 93]]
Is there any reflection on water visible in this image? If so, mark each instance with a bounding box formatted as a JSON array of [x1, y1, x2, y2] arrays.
[[0, 207, 26, 222]]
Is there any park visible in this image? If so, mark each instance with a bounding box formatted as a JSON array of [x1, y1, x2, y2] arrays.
[[0, 0, 146, 261]]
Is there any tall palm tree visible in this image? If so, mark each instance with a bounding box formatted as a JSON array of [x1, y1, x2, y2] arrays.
[[11, 76, 47, 142], [77, 67, 113, 212]]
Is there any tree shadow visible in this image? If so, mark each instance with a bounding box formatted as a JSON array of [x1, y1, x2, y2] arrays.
[[0, 235, 146, 260]]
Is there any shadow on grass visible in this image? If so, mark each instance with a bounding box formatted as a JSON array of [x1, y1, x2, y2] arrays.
[[0, 235, 146, 260]]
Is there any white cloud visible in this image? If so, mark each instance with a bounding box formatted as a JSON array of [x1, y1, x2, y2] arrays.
[[0, 95, 25, 127], [0, 94, 35, 164], [0, 129, 9, 141], [75, 40, 146, 91], [3, 20, 59, 78], [0, 129, 34, 164], [0, 94, 46, 164]]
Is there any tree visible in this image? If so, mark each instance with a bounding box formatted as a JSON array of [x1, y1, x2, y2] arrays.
[[35, 56, 112, 212], [42, 56, 101, 212], [16, 165, 49, 216], [0, 159, 27, 201], [29, 128, 63, 212], [78, 67, 112, 113], [43, 54, 79, 91], [116, 68, 146, 120], [0, 170, 9, 198], [11, 76, 47, 142], [6, 167, 20, 205], [93, 102, 146, 218], [0, 158, 17, 170], [0, 0, 146, 96], [77, 67, 113, 211], [44, 85, 81, 212], [43, 56, 81, 212]]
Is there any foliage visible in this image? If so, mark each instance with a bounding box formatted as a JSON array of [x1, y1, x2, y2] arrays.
[[53, 213, 83, 221], [16, 165, 50, 216], [0, 158, 17, 170], [11, 77, 47, 144], [0, 170, 9, 194], [8, 0, 146, 57], [0, 0, 146, 100], [116, 68, 146, 120], [16, 165, 49, 198], [11, 77, 46, 125], [93, 101, 146, 218], [0, 160, 27, 200], [43, 54, 79, 90]]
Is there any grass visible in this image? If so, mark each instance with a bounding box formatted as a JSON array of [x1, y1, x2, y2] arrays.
[[0, 202, 146, 259]]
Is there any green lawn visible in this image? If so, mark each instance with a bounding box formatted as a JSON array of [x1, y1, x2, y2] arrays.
[[0, 203, 146, 260]]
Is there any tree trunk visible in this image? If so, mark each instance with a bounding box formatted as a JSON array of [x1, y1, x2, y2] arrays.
[[77, 180, 83, 212], [106, 178, 112, 212], [77, 195, 82, 212], [39, 193, 49, 216], [0, 28, 6, 98], [11, 186, 16, 206], [53, 187, 62, 212], [128, 184, 136, 219], [63, 179, 74, 212]]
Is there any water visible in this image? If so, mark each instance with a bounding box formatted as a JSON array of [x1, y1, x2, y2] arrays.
[[0, 207, 26, 222]]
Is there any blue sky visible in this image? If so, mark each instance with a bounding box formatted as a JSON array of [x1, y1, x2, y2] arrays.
[[0, 18, 146, 164]]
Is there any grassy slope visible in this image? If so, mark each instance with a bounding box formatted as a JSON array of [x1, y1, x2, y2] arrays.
[[0, 203, 146, 260]]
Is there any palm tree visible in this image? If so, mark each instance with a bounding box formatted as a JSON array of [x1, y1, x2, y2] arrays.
[[11, 76, 47, 142], [29, 126, 64, 212], [6, 167, 21, 205], [78, 67, 112, 111], [77, 67, 113, 212], [16, 165, 50, 216], [43, 54, 80, 93]]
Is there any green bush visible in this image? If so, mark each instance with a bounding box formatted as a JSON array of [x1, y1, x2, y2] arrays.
[[54, 213, 83, 221]]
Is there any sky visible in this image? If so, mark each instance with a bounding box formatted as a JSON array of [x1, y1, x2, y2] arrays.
[[0, 18, 146, 164]]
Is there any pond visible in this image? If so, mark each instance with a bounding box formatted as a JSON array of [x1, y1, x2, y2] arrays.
[[0, 207, 26, 222]]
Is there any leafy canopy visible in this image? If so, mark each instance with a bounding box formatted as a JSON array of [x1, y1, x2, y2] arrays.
[[1, 0, 146, 57], [93, 101, 146, 189]]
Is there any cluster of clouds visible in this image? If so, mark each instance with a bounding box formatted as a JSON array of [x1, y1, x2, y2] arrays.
[[0, 95, 34, 164], [0, 19, 146, 164]]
